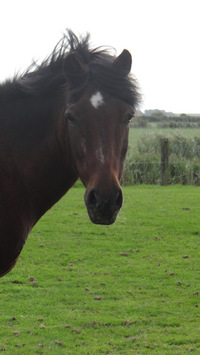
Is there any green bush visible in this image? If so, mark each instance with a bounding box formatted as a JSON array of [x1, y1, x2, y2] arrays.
[[131, 115, 149, 128]]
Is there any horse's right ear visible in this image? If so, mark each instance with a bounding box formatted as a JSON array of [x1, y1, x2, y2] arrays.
[[64, 53, 84, 76]]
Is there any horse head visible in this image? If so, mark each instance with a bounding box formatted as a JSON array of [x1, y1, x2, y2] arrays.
[[65, 49, 136, 224]]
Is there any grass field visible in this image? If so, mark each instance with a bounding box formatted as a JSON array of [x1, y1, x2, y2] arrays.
[[129, 126, 200, 148], [0, 185, 200, 354]]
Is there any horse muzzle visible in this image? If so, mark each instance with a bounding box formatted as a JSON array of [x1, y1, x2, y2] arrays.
[[84, 186, 123, 225]]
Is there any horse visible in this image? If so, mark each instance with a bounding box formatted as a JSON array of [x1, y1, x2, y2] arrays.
[[0, 30, 140, 277]]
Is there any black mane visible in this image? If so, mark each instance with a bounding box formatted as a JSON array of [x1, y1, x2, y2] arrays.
[[3, 31, 140, 108]]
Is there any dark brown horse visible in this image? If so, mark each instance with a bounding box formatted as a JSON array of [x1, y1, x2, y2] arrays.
[[0, 31, 140, 277]]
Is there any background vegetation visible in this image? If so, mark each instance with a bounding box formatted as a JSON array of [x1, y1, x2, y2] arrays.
[[122, 112, 200, 186]]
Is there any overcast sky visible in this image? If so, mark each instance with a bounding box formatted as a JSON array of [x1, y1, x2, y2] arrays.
[[1, 0, 200, 113]]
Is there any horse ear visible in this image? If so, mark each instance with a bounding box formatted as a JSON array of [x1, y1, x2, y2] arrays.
[[64, 53, 84, 76], [114, 49, 132, 75]]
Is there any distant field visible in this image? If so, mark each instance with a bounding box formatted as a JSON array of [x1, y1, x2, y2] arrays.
[[129, 126, 200, 148], [0, 185, 199, 354]]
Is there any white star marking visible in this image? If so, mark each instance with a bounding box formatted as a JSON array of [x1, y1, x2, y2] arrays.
[[90, 92, 104, 109]]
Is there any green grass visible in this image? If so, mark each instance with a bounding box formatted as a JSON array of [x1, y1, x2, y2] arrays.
[[0, 185, 200, 354]]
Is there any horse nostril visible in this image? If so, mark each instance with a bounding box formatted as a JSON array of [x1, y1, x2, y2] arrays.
[[115, 189, 123, 210], [87, 188, 99, 208]]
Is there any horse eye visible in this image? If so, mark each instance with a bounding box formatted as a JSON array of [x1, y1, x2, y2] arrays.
[[123, 111, 134, 125], [65, 112, 77, 126]]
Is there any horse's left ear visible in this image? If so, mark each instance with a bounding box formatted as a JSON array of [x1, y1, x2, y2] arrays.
[[114, 49, 132, 75]]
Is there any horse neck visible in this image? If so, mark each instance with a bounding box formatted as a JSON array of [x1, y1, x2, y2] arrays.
[[0, 93, 78, 225]]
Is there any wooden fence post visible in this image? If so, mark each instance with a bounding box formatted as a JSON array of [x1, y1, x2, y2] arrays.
[[161, 138, 169, 186]]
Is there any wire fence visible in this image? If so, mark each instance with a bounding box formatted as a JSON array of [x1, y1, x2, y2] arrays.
[[122, 137, 200, 186]]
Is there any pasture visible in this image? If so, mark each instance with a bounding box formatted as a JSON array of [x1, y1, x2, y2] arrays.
[[0, 185, 199, 354], [129, 126, 200, 149]]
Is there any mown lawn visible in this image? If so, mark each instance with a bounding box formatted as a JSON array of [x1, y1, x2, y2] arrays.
[[0, 185, 200, 354]]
